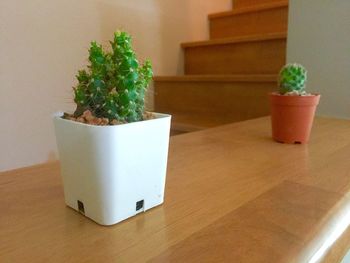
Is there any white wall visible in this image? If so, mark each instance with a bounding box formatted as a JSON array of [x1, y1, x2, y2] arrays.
[[287, 0, 350, 118], [0, 0, 231, 172]]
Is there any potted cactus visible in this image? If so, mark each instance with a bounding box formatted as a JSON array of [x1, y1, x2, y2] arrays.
[[270, 63, 320, 144], [53, 31, 171, 226]]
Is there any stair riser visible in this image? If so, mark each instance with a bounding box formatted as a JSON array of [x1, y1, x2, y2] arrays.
[[210, 6, 288, 39], [234, 0, 284, 8], [184, 39, 286, 75], [154, 81, 276, 124]]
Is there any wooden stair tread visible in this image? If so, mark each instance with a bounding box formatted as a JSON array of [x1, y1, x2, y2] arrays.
[[209, 1, 288, 19], [171, 113, 228, 132], [209, 1, 288, 40], [181, 32, 287, 48], [183, 36, 286, 74], [233, 0, 287, 9], [154, 79, 276, 133], [154, 74, 277, 83]]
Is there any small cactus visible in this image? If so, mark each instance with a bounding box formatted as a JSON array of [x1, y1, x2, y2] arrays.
[[278, 63, 307, 95], [72, 31, 153, 123]]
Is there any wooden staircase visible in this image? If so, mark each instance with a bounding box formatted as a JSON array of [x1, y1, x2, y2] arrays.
[[154, 0, 288, 135]]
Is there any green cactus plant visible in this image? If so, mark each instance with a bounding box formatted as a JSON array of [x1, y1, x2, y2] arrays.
[[278, 63, 307, 95], [72, 31, 153, 123]]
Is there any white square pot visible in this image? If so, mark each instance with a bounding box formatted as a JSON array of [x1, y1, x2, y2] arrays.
[[53, 112, 171, 226]]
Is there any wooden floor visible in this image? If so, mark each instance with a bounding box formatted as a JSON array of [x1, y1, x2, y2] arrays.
[[1, 117, 350, 262]]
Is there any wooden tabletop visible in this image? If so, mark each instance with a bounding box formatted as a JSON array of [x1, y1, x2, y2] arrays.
[[2, 117, 350, 262]]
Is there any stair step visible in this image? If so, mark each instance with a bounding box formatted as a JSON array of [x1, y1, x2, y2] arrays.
[[154, 74, 277, 82], [233, 0, 286, 9], [209, 1, 288, 39], [154, 75, 277, 132], [182, 33, 286, 75], [171, 113, 227, 133]]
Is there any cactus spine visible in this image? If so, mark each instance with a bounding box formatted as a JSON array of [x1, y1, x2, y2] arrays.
[[278, 63, 307, 95], [73, 31, 153, 123]]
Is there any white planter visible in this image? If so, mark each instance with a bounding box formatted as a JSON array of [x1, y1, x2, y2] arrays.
[[53, 112, 171, 226]]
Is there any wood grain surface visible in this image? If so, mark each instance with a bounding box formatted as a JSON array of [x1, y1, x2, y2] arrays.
[[209, 1, 288, 39], [183, 33, 287, 75], [154, 74, 277, 132], [234, 0, 285, 9], [1, 117, 350, 262]]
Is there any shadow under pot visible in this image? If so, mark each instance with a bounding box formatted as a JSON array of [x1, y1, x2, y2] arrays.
[[269, 93, 321, 144]]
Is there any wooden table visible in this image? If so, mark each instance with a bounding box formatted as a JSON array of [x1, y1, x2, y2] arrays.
[[2, 117, 350, 262]]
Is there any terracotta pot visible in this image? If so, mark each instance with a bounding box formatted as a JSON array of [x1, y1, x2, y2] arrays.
[[269, 93, 320, 144]]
